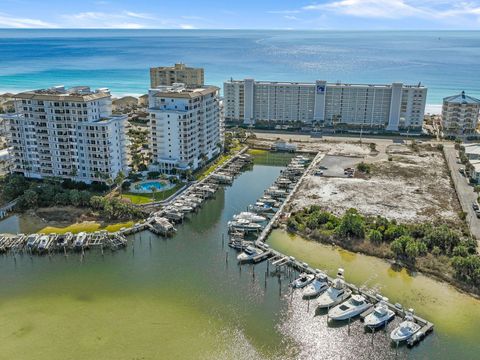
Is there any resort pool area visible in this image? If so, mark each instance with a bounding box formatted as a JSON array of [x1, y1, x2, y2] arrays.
[[130, 180, 173, 193]]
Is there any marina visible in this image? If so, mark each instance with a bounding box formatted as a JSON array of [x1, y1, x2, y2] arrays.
[[226, 152, 435, 350], [0, 148, 435, 350], [0, 152, 478, 359]]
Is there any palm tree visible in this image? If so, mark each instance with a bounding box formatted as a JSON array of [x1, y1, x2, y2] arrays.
[[114, 171, 126, 195]]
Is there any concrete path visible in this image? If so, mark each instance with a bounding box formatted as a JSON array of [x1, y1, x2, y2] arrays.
[[444, 144, 480, 241]]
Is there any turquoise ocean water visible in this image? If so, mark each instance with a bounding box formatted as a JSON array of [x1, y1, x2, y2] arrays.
[[0, 29, 479, 107]]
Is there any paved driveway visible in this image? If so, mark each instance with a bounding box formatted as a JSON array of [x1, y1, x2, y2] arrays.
[[444, 144, 480, 241]]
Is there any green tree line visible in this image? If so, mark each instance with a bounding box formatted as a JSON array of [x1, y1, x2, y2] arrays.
[[288, 206, 479, 287]]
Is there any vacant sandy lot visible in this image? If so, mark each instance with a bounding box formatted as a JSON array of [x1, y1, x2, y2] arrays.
[[291, 142, 462, 225]]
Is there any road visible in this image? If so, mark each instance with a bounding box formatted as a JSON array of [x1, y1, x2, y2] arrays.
[[444, 144, 480, 241]]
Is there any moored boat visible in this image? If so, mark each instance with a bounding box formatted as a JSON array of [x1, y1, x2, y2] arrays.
[[328, 294, 372, 321], [364, 298, 395, 329], [237, 245, 264, 263], [316, 269, 352, 309], [390, 311, 421, 343], [302, 271, 329, 299], [233, 212, 266, 223], [291, 272, 315, 289]]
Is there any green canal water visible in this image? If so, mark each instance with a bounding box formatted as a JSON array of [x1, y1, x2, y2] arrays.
[[0, 155, 479, 359]]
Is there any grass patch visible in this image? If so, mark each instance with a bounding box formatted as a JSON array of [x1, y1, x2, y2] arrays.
[[247, 149, 268, 156], [152, 184, 183, 201], [39, 221, 135, 234], [196, 154, 232, 180], [121, 193, 153, 204]]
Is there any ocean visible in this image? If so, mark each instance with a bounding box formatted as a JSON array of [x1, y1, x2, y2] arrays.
[[1, 29, 480, 111]]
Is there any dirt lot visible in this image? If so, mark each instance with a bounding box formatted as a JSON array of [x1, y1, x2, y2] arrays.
[[290, 141, 463, 226]]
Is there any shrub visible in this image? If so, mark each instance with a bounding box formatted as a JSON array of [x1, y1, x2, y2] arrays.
[[357, 162, 371, 174], [147, 171, 161, 179], [367, 229, 383, 244]]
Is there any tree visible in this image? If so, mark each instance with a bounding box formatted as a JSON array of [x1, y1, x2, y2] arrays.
[[69, 189, 82, 207], [369, 143, 377, 151], [335, 209, 365, 238], [20, 189, 39, 209], [384, 224, 407, 242], [114, 171, 126, 195]]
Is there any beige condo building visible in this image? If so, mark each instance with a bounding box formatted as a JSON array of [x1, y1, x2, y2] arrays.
[[150, 63, 204, 88]]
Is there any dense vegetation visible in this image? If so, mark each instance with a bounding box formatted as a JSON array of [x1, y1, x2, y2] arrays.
[[1, 174, 142, 221], [288, 206, 479, 288]]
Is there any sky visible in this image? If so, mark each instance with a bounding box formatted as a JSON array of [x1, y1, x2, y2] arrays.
[[0, 0, 480, 30]]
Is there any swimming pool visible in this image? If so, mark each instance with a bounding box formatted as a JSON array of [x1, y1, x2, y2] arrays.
[[131, 181, 171, 193]]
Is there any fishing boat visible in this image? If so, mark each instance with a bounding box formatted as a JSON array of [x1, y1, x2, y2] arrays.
[[74, 232, 87, 249], [237, 245, 264, 263], [364, 298, 395, 329], [390, 311, 421, 343], [316, 269, 352, 309], [302, 271, 329, 299], [228, 219, 262, 233], [233, 212, 266, 223], [328, 295, 372, 321], [291, 273, 315, 288]]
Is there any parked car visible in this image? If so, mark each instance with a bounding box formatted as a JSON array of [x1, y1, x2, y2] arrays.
[[475, 210, 480, 219], [473, 202, 479, 211], [459, 168, 466, 176]]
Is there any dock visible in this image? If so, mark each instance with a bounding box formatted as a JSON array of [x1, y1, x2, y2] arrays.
[[227, 149, 434, 349]]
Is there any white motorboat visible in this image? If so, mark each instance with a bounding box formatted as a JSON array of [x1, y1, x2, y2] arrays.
[[291, 273, 315, 289], [233, 212, 266, 223], [258, 196, 277, 207], [74, 232, 87, 249], [328, 294, 372, 321], [228, 219, 262, 233], [390, 312, 421, 343], [302, 272, 329, 298], [316, 277, 352, 309], [248, 202, 274, 214], [364, 298, 395, 329], [26, 234, 38, 248], [36, 235, 49, 252], [237, 245, 263, 263]]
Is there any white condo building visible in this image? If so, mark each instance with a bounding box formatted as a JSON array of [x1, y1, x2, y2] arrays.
[[441, 91, 480, 135], [4, 86, 128, 184], [224, 79, 427, 132], [148, 83, 222, 173]]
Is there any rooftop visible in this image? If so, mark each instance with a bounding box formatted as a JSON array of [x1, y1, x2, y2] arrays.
[[225, 78, 426, 89], [150, 63, 202, 71], [151, 83, 219, 99], [444, 91, 480, 105], [13, 86, 111, 101]]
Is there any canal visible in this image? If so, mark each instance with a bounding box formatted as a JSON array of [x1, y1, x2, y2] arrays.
[[0, 154, 478, 359]]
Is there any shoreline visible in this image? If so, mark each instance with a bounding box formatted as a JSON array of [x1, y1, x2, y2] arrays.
[[284, 226, 480, 299]]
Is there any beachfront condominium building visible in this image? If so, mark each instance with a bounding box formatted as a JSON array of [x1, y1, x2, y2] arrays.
[[150, 63, 204, 88], [224, 79, 427, 132], [4, 86, 128, 184], [148, 83, 222, 173], [441, 91, 480, 135]]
